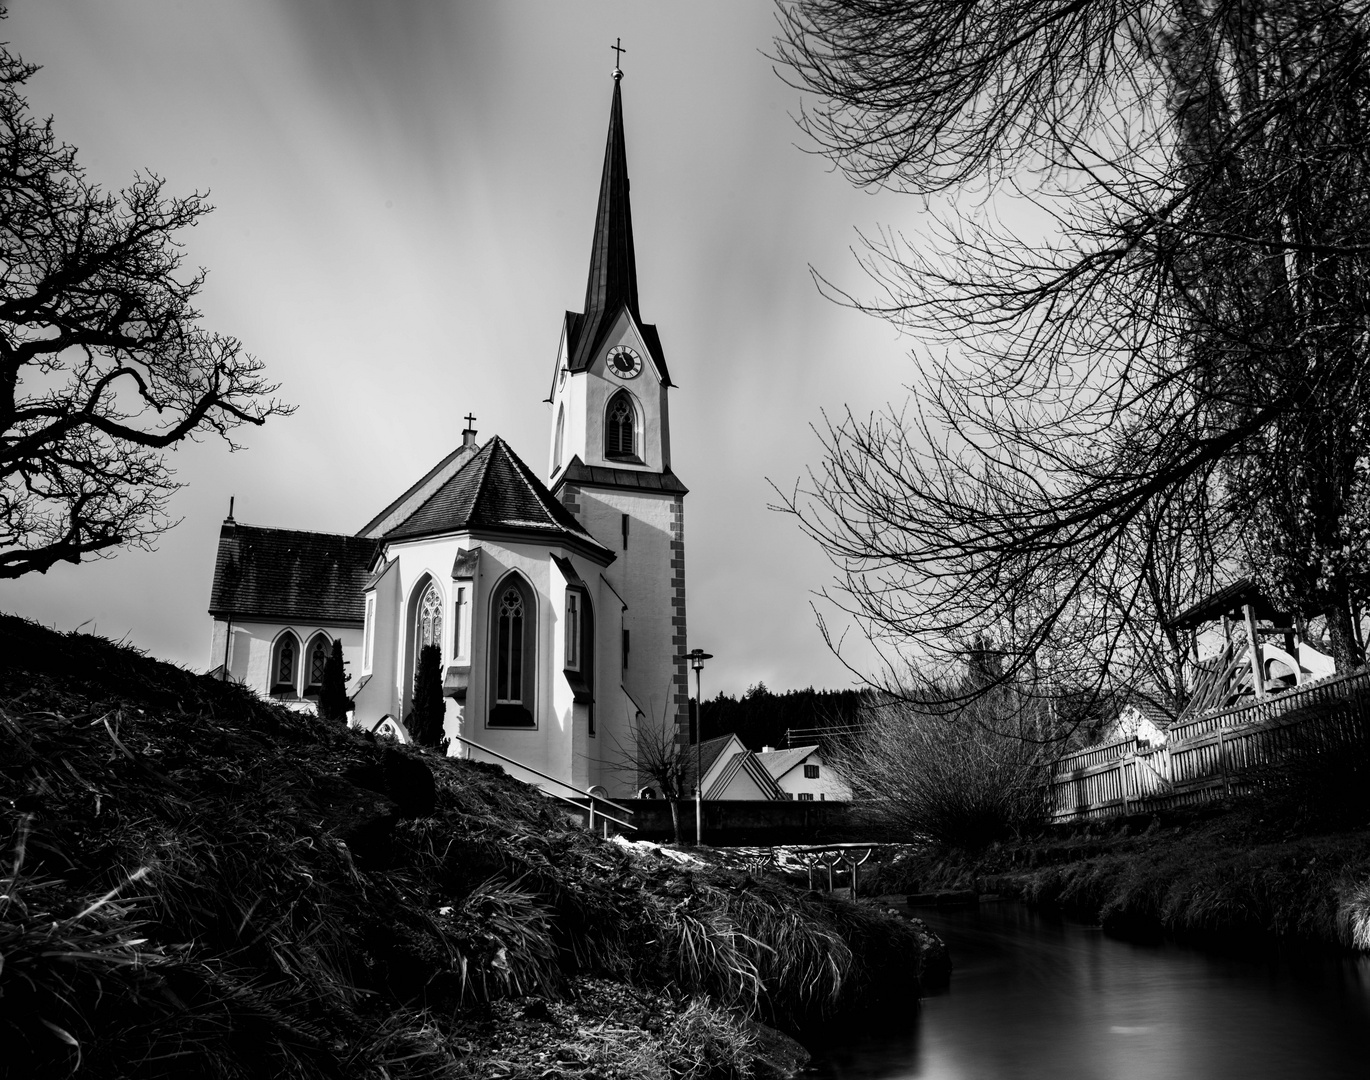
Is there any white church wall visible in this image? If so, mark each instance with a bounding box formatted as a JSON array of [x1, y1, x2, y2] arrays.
[[209, 617, 360, 711], [458, 540, 568, 789], [549, 357, 588, 480], [574, 487, 679, 733], [353, 560, 401, 724]]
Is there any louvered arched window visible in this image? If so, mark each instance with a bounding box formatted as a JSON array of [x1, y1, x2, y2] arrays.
[[605, 390, 636, 460]]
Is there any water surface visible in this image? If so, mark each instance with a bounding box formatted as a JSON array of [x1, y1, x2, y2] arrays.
[[810, 901, 1370, 1079]]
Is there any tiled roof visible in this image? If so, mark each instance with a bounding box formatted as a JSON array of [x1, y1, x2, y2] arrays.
[[209, 522, 378, 625], [356, 440, 479, 539], [755, 745, 817, 781], [683, 734, 742, 790], [552, 456, 687, 495], [383, 436, 612, 559]]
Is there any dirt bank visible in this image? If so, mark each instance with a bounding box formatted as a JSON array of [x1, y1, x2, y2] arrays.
[[879, 807, 1370, 950], [0, 615, 943, 1079]]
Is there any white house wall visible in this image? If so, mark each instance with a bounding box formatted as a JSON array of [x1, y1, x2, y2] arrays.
[[774, 753, 851, 801]]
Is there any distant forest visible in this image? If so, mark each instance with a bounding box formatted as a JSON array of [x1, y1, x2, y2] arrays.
[[695, 683, 867, 751]]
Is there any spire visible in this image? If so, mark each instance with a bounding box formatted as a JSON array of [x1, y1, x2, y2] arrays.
[[583, 70, 639, 320]]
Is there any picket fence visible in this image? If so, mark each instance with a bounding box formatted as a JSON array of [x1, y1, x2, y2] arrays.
[[1051, 668, 1370, 821]]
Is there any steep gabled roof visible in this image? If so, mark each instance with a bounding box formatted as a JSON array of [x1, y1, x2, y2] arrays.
[[559, 74, 672, 386], [756, 745, 818, 782], [683, 734, 743, 792], [208, 522, 378, 626], [382, 436, 612, 559], [704, 751, 787, 801], [356, 439, 480, 539]]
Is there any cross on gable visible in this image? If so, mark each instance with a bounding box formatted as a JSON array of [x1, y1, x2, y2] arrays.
[[463, 413, 477, 430]]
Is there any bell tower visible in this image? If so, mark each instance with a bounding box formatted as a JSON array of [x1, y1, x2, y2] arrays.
[[547, 63, 690, 757]]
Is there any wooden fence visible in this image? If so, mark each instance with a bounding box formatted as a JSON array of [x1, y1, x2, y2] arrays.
[[1051, 668, 1370, 821]]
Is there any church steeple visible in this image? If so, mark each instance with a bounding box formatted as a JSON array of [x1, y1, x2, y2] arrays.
[[583, 71, 639, 321]]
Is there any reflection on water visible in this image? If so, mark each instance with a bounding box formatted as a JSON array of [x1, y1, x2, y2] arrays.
[[811, 902, 1370, 1080]]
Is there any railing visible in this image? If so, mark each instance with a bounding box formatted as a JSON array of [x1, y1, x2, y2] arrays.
[[448, 732, 636, 834], [1051, 669, 1370, 821]]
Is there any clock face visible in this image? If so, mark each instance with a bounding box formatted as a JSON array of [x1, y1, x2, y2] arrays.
[[607, 345, 643, 379]]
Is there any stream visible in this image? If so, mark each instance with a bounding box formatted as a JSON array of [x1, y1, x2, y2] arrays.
[[809, 900, 1370, 1079]]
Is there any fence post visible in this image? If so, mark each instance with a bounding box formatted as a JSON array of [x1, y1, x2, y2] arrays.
[[1120, 753, 1131, 815], [1218, 727, 1228, 797]]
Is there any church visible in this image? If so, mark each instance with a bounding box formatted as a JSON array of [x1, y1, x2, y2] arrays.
[[206, 67, 689, 800]]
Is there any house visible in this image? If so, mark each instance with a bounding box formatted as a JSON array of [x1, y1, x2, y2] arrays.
[[756, 745, 851, 801], [206, 67, 690, 800]]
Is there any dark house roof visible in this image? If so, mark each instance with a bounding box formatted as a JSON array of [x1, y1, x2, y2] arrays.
[[561, 74, 671, 387], [209, 522, 378, 626], [383, 436, 613, 560], [552, 455, 688, 496], [682, 734, 741, 791]]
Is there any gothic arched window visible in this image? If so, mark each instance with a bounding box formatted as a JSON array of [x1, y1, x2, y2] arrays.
[[489, 575, 536, 727], [605, 390, 637, 460], [305, 632, 330, 696], [416, 580, 443, 662], [271, 631, 301, 697], [495, 586, 524, 703]]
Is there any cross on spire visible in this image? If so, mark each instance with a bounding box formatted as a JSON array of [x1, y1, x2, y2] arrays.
[[463, 413, 477, 430], [611, 37, 626, 75]]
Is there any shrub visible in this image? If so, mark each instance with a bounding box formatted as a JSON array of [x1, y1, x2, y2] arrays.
[[830, 692, 1053, 850], [317, 640, 349, 722], [406, 644, 446, 749]]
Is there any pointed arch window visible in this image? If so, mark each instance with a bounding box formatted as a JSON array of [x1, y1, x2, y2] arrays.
[[553, 404, 565, 472], [271, 631, 301, 697], [305, 632, 331, 696], [489, 575, 536, 727], [416, 580, 443, 665], [605, 390, 638, 461]]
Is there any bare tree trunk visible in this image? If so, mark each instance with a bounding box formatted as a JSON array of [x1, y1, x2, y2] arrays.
[[668, 799, 681, 844], [1326, 599, 1362, 674]]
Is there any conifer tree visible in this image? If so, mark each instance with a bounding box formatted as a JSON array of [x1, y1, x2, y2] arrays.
[[317, 640, 349, 723], [407, 644, 447, 749]]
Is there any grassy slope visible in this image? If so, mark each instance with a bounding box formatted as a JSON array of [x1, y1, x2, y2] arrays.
[[880, 805, 1370, 950], [0, 615, 935, 1079]]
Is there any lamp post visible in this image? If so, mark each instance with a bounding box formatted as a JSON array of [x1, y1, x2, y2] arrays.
[[685, 648, 713, 845]]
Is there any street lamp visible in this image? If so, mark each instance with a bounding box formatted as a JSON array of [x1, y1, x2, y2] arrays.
[[685, 648, 713, 845]]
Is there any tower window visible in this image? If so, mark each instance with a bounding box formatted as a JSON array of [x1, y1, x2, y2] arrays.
[[605, 390, 637, 460]]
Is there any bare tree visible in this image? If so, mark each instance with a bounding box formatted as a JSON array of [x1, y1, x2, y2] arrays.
[[772, 0, 1370, 712], [0, 44, 289, 577], [605, 686, 689, 842]]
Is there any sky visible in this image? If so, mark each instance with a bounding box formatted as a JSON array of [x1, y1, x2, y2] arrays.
[[0, 1, 930, 697]]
